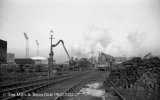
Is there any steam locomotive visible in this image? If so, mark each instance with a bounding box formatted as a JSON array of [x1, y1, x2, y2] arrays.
[[56, 57, 90, 71]]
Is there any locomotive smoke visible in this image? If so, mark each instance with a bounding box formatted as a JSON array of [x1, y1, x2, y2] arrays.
[[70, 45, 89, 58], [127, 31, 147, 56], [71, 25, 112, 58], [70, 26, 150, 58], [127, 31, 147, 48], [83, 25, 112, 49]]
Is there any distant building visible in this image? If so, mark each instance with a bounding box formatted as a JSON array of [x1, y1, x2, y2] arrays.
[[0, 39, 7, 64], [31, 56, 47, 64], [89, 56, 96, 65], [7, 53, 15, 64], [15, 58, 35, 64]]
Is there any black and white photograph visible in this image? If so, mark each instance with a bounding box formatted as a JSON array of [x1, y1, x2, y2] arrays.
[[0, 0, 160, 100]]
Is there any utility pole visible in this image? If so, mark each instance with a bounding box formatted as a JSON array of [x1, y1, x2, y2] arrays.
[[49, 30, 54, 77]]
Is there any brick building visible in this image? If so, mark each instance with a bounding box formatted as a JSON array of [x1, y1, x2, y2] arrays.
[[0, 39, 7, 64]]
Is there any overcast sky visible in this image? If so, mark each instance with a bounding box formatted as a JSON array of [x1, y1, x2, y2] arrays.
[[0, 0, 160, 63]]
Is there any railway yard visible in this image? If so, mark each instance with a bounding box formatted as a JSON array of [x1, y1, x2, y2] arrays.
[[0, 56, 160, 100], [0, 68, 126, 100], [1, 26, 159, 100], [1, 0, 160, 99]]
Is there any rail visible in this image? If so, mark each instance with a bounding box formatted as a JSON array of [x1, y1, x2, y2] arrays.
[[55, 74, 92, 100], [0, 73, 73, 91], [1, 71, 91, 100]]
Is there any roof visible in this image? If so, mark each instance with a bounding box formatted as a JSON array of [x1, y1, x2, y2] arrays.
[[143, 53, 153, 59], [31, 56, 47, 60]]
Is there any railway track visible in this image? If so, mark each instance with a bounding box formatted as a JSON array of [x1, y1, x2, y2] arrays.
[[55, 71, 126, 100], [25, 71, 93, 100], [54, 77, 88, 100], [0, 72, 80, 91], [1, 71, 126, 100], [51, 73, 92, 100], [0, 71, 91, 100]]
